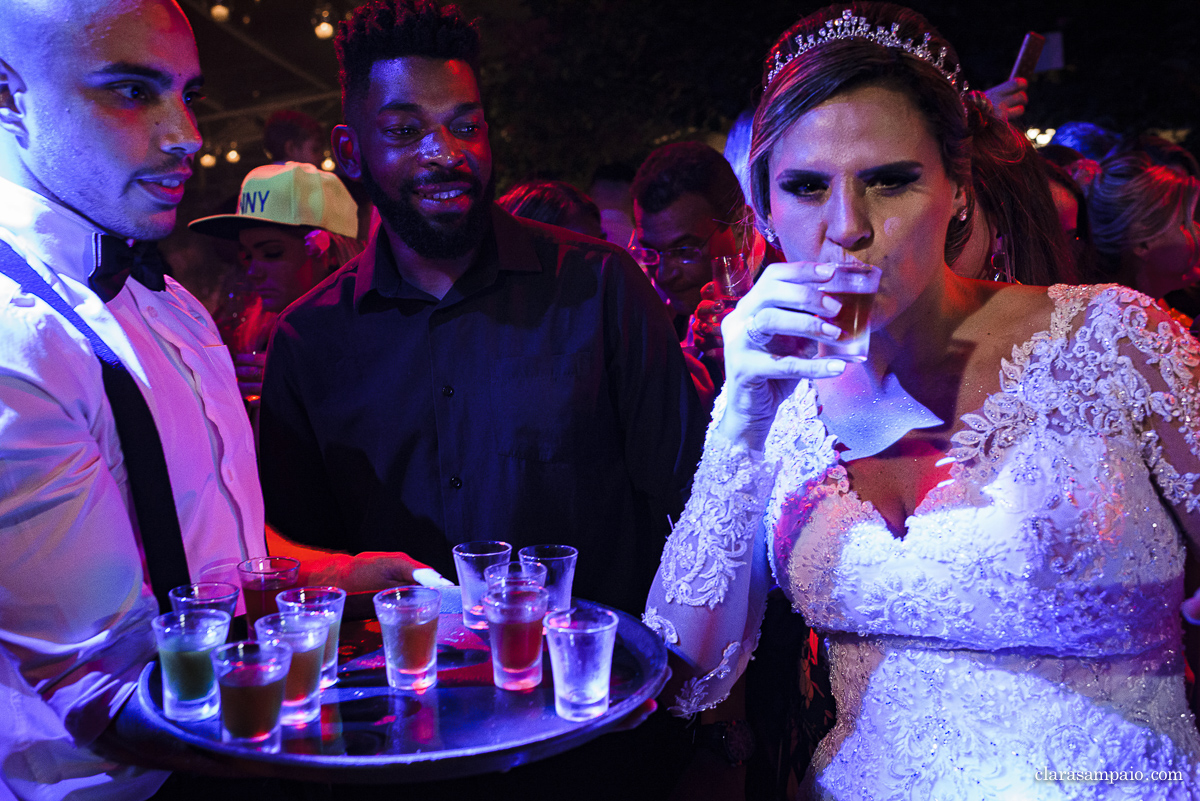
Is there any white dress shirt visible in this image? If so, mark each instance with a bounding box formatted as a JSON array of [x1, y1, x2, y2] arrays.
[[0, 176, 266, 801]]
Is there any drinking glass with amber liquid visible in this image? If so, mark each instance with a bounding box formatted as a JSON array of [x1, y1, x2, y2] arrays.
[[817, 263, 882, 362], [374, 586, 442, 691]]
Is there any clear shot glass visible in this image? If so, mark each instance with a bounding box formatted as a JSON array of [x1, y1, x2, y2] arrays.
[[276, 586, 347, 689], [374, 586, 442, 692], [168, 582, 240, 619], [254, 611, 330, 726], [485, 560, 547, 592], [816, 262, 882, 363], [211, 639, 292, 752], [152, 609, 231, 722], [483, 586, 548, 691], [236, 556, 300, 630], [519, 544, 578, 612], [544, 607, 618, 721], [452, 541, 512, 630]]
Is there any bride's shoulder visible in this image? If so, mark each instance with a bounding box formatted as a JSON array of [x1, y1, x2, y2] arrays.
[[964, 281, 1056, 344], [977, 282, 1191, 343]]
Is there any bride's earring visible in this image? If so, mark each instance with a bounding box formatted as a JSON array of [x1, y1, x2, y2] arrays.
[[989, 235, 1015, 283], [763, 220, 779, 246]]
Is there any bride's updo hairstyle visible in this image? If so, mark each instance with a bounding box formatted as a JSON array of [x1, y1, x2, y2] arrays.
[[750, 2, 973, 263]]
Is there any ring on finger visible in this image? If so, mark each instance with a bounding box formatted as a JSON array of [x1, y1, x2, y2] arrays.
[[746, 314, 773, 347]]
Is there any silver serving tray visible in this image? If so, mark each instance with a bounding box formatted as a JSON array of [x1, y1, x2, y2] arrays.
[[121, 588, 668, 783]]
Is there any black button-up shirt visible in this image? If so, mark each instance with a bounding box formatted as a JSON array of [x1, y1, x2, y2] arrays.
[[259, 207, 705, 614]]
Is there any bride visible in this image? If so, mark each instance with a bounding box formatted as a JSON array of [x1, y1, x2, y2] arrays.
[[645, 3, 1200, 798]]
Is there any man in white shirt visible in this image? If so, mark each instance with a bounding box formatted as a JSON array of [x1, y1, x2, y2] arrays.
[[0, 2, 435, 798]]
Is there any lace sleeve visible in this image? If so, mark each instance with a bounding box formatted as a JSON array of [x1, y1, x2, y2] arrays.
[[644, 390, 779, 716], [1093, 288, 1200, 540]]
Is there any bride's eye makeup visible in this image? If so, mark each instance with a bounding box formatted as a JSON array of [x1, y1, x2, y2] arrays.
[[777, 170, 828, 199], [861, 162, 923, 195], [776, 162, 924, 202]]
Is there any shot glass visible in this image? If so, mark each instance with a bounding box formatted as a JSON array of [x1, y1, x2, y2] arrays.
[[452, 541, 512, 630], [712, 253, 752, 312], [544, 607, 618, 721], [374, 586, 442, 692], [237, 556, 300, 630], [816, 262, 882, 363], [519, 545, 578, 612], [276, 586, 347, 689], [169, 582, 240, 619], [485, 560, 547, 592], [254, 611, 330, 725], [211, 639, 292, 751], [152, 609, 231, 722], [483, 586, 548, 691]]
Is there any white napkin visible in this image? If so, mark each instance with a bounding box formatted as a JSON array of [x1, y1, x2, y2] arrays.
[[412, 568, 455, 588], [817, 361, 943, 459]]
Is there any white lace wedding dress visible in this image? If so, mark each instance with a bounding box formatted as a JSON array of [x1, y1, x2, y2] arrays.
[[645, 285, 1200, 799]]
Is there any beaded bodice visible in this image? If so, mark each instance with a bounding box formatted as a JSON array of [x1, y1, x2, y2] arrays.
[[647, 285, 1200, 799], [775, 284, 1200, 798], [775, 283, 1194, 657]]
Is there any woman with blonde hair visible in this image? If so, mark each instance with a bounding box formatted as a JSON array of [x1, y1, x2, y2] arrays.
[[1083, 149, 1200, 299]]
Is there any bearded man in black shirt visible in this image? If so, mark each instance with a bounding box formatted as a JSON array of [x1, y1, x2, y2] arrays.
[[258, 0, 705, 618]]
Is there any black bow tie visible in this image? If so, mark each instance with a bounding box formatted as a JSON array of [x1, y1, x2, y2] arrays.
[[89, 235, 167, 302]]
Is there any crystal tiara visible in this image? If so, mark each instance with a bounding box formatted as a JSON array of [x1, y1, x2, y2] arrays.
[[765, 9, 964, 91]]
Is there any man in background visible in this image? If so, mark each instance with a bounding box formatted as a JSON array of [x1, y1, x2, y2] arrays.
[[262, 109, 324, 166], [260, 0, 704, 619], [632, 141, 744, 337]]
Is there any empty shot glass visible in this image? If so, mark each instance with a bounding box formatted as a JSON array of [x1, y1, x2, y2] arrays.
[[254, 612, 330, 725], [152, 609, 231, 722], [544, 607, 618, 721], [211, 639, 292, 752], [519, 545, 578, 612], [237, 556, 300, 630], [485, 560, 547, 592], [374, 586, 442, 692], [169, 582, 240, 619], [276, 586, 347, 689], [452, 541, 512, 630], [483, 586, 548, 691]]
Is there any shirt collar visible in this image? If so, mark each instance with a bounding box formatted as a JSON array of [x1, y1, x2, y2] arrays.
[[354, 204, 542, 309], [0, 175, 104, 283]]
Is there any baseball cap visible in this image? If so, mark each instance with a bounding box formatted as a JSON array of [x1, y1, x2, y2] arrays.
[[189, 162, 359, 240]]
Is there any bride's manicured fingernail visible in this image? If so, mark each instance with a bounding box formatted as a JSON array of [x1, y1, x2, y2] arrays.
[[822, 295, 842, 314], [815, 263, 835, 278], [826, 360, 846, 374], [821, 323, 842, 338]]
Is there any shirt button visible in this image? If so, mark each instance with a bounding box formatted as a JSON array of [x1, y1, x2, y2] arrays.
[[441, 385, 454, 397], [222, 466, 235, 483], [146, 307, 158, 318], [449, 476, 462, 489]]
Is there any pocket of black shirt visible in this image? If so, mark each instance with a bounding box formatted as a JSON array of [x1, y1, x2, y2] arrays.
[[490, 351, 599, 463]]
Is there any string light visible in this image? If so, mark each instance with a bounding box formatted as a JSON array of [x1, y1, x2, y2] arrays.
[[225, 147, 240, 164], [210, 3, 230, 22], [321, 157, 336, 171], [313, 4, 334, 39], [200, 153, 217, 168]]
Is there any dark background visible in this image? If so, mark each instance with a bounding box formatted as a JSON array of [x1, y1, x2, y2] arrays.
[[180, 0, 1200, 218]]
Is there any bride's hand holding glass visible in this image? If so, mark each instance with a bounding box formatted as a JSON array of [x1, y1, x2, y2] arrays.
[[717, 259, 847, 452]]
